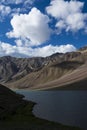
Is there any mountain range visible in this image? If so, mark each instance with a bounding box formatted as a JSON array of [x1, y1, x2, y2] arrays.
[[0, 46, 87, 90]]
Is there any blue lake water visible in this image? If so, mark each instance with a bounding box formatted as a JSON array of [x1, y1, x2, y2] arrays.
[[16, 90, 87, 129]]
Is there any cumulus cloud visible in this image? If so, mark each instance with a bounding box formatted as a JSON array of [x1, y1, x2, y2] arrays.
[[46, 0, 87, 33], [6, 7, 52, 46], [0, 41, 76, 57]]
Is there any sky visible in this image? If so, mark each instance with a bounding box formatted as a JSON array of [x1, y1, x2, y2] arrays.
[[0, 0, 87, 57]]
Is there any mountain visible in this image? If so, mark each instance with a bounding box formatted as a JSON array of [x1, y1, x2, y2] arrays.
[[0, 46, 87, 90], [0, 56, 45, 82]]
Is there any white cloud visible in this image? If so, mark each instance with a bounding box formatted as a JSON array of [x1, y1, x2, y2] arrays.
[[15, 39, 29, 47], [0, 4, 11, 20], [24, 0, 35, 6], [6, 0, 22, 4], [66, 13, 87, 32], [6, 7, 52, 46], [32, 44, 76, 57], [0, 41, 76, 57], [46, 0, 87, 33], [0, 0, 34, 5], [0, 0, 35, 18]]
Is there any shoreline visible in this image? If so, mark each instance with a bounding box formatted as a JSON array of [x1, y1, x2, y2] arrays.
[[0, 100, 81, 130], [0, 83, 82, 130], [0, 91, 81, 130]]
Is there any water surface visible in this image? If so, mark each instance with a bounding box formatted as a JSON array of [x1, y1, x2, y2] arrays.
[[16, 90, 87, 129]]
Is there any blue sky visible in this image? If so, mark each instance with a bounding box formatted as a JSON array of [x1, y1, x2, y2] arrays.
[[0, 0, 87, 57]]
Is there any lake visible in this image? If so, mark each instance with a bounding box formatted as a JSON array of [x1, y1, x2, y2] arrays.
[[16, 90, 87, 130]]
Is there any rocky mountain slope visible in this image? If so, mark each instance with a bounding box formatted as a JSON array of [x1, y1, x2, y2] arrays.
[[0, 56, 45, 82], [0, 46, 87, 90]]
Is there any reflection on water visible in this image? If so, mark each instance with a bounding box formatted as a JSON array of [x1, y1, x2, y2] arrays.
[[16, 90, 87, 129]]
